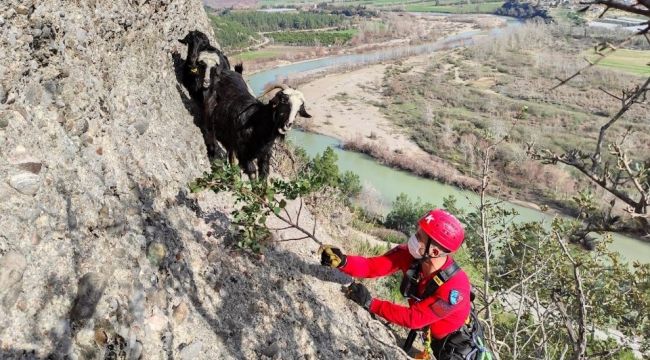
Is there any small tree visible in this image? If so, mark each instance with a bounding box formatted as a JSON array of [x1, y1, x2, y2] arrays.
[[384, 193, 435, 235]]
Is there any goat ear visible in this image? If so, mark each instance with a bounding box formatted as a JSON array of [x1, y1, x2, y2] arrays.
[[206, 44, 218, 51], [178, 37, 188, 44], [269, 93, 282, 107], [298, 104, 312, 118]]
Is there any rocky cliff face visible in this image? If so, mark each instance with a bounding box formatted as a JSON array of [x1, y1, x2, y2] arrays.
[[0, 0, 212, 357], [0, 1, 405, 359]]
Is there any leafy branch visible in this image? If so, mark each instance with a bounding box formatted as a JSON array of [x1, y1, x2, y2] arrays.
[[190, 147, 361, 252], [190, 160, 326, 251]]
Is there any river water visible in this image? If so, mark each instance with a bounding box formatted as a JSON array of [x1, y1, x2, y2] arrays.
[[245, 19, 650, 264]]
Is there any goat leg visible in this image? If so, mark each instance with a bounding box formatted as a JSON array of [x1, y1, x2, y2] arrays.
[[201, 102, 216, 158], [242, 160, 257, 182], [258, 151, 272, 180], [228, 150, 239, 166]]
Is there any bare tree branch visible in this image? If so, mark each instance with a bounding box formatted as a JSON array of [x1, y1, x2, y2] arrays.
[[593, 78, 650, 166], [475, 118, 520, 359], [580, 0, 650, 18], [540, 3, 650, 224], [612, 143, 648, 212], [276, 235, 310, 242], [527, 145, 642, 211]]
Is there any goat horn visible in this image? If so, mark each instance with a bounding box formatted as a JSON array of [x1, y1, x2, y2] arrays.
[[257, 84, 289, 100]]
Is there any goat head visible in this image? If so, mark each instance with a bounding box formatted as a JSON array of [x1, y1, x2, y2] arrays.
[[269, 88, 312, 135], [178, 30, 217, 68]]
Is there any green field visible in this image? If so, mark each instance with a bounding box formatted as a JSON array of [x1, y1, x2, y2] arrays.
[[233, 49, 285, 61], [268, 29, 358, 45], [405, 1, 502, 13], [331, 0, 466, 5], [587, 49, 650, 75]]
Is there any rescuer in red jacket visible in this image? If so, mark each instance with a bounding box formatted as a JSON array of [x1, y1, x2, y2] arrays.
[[319, 209, 485, 360]]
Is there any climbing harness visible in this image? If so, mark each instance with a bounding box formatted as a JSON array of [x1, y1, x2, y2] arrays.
[[400, 255, 492, 360], [429, 304, 493, 360], [400, 255, 460, 353]]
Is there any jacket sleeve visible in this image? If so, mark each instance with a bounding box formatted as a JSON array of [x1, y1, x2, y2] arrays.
[[368, 294, 467, 330], [339, 245, 411, 279]]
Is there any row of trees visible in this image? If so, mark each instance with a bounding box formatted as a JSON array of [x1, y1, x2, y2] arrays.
[[494, 0, 552, 22], [209, 15, 261, 49], [315, 3, 380, 17], [267, 29, 356, 46], [219, 10, 350, 32]]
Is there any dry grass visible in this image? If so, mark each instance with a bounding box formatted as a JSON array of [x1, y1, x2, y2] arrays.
[[368, 227, 407, 243]]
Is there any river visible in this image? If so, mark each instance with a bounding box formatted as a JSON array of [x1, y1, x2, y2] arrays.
[[245, 18, 650, 264]]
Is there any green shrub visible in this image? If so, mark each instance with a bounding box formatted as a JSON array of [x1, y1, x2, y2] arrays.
[[189, 152, 352, 252], [308, 147, 361, 198], [350, 239, 390, 257], [384, 193, 435, 235], [369, 227, 408, 244], [310, 147, 340, 188], [339, 171, 362, 198]]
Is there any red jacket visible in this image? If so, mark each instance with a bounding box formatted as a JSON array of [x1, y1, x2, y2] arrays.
[[339, 244, 471, 339]]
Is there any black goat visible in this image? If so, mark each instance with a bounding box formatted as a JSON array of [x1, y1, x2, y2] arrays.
[[177, 30, 231, 104], [204, 70, 312, 179]]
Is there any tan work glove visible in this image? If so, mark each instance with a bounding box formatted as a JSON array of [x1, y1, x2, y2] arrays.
[[318, 245, 347, 268]]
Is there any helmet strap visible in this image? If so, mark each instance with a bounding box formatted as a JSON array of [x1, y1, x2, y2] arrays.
[[423, 237, 451, 259], [422, 237, 432, 260]]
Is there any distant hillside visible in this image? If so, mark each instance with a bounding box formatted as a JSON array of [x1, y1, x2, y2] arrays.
[[204, 0, 257, 9]]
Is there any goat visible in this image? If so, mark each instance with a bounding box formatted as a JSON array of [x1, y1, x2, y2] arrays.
[[204, 69, 312, 179], [177, 30, 231, 104]]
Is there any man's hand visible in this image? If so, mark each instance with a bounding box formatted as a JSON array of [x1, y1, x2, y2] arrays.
[[318, 245, 347, 268], [345, 282, 373, 309]]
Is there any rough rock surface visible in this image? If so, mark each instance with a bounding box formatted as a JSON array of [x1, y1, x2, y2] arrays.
[[0, 1, 407, 359]]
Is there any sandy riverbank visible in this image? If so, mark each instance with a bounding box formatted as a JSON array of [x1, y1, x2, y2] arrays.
[[296, 53, 482, 189]]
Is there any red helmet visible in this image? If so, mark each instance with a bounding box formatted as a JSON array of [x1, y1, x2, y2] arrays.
[[418, 209, 465, 252]]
